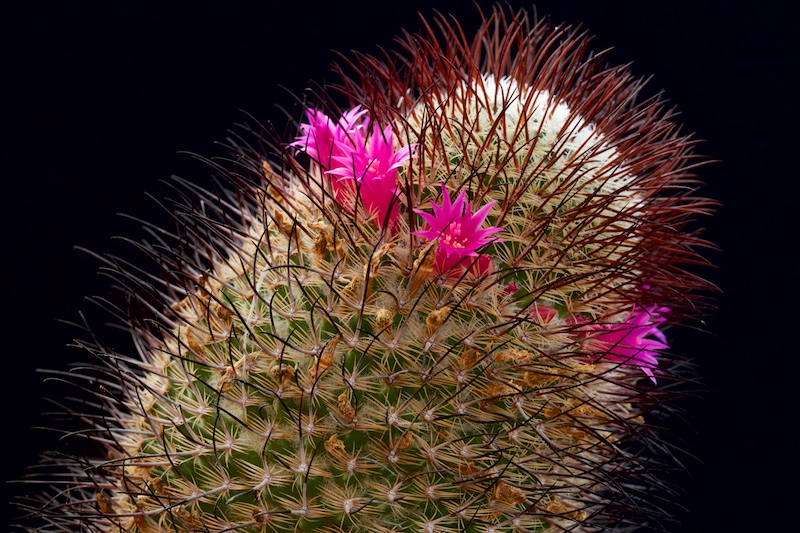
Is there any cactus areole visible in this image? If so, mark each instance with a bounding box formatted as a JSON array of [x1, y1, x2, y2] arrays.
[[19, 6, 716, 533]]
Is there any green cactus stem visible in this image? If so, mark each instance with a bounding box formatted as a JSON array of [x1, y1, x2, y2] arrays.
[[16, 5, 715, 533]]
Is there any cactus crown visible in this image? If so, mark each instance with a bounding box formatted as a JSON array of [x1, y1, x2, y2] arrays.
[[16, 6, 715, 533]]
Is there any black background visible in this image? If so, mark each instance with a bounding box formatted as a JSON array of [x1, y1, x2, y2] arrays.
[[2, 1, 798, 531]]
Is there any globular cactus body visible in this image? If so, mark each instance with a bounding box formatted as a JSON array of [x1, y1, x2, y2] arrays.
[[19, 7, 714, 533]]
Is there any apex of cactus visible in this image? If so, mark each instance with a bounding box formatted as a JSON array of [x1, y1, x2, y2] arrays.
[[15, 5, 716, 533]]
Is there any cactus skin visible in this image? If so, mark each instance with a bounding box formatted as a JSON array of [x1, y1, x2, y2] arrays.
[[17, 6, 715, 533]]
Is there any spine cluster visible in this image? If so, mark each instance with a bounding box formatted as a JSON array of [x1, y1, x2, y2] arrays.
[[17, 7, 715, 533]]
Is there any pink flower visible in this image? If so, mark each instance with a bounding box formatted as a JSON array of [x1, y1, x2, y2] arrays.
[[291, 107, 414, 229], [290, 107, 367, 206], [328, 124, 414, 229], [530, 305, 558, 324], [573, 306, 670, 383], [290, 107, 367, 169], [413, 185, 504, 275]]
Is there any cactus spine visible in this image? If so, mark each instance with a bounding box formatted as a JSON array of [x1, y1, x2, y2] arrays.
[[18, 6, 714, 533]]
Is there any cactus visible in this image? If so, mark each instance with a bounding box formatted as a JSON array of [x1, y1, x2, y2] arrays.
[[17, 6, 715, 533]]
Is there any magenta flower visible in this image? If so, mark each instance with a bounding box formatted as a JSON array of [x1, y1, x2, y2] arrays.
[[328, 124, 414, 229], [290, 107, 367, 206], [573, 306, 670, 383], [291, 108, 413, 229], [530, 305, 558, 324], [290, 107, 367, 169], [413, 185, 504, 275]]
